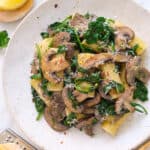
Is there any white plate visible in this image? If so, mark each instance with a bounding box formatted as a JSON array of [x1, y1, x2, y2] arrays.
[[3, 0, 150, 149]]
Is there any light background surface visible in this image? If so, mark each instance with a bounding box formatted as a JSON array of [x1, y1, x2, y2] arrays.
[[0, 0, 150, 145]]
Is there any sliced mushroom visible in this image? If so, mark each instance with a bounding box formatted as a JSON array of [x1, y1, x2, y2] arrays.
[[62, 86, 84, 113], [76, 117, 95, 128], [126, 56, 141, 85], [115, 26, 135, 51], [45, 54, 69, 72], [82, 53, 113, 69], [41, 48, 69, 83], [94, 109, 102, 121], [128, 56, 142, 67], [52, 32, 71, 47], [76, 117, 96, 136], [84, 125, 94, 136], [83, 94, 101, 108], [50, 92, 66, 122], [126, 56, 150, 85], [113, 53, 131, 63], [135, 67, 150, 84], [70, 13, 88, 36], [73, 90, 94, 103], [83, 108, 95, 114], [44, 107, 69, 132], [115, 87, 135, 114], [64, 42, 75, 61]]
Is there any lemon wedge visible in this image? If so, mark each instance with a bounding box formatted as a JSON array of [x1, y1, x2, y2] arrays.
[[0, 0, 27, 10]]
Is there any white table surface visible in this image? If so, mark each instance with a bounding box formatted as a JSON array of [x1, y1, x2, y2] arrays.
[[0, 0, 150, 145]]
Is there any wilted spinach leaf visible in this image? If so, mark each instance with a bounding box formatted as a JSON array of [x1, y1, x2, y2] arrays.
[[0, 30, 10, 48], [133, 80, 148, 101], [40, 32, 49, 39], [97, 99, 116, 116], [32, 88, 45, 120]]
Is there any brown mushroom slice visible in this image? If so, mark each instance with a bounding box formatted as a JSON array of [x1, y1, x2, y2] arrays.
[[73, 90, 95, 103], [50, 92, 66, 122], [131, 56, 142, 66], [83, 94, 101, 108], [83, 108, 95, 114], [52, 32, 70, 47], [126, 68, 137, 86], [70, 13, 88, 36], [64, 42, 76, 61], [41, 48, 69, 83], [126, 56, 141, 85], [113, 53, 131, 63], [76, 117, 96, 129], [62, 87, 84, 113], [44, 54, 69, 72], [44, 107, 68, 132], [81, 53, 113, 69], [125, 56, 149, 85], [115, 87, 135, 114], [84, 126, 94, 136], [135, 67, 150, 84], [76, 117, 96, 136], [41, 48, 57, 71], [115, 26, 135, 50]]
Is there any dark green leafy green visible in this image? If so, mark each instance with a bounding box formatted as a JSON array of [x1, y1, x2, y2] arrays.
[[63, 112, 77, 126], [31, 73, 42, 80], [103, 80, 124, 94], [71, 56, 78, 69], [97, 99, 116, 116], [40, 32, 49, 39], [130, 102, 148, 115], [84, 17, 114, 44], [65, 27, 84, 51], [0, 30, 10, 48], [75, 72, 101, 84], [49, 16, 71, 31], [74, 72, 101, 93], [41, 79, 53, 96], [57, 45, 67, 54], [32, 88, 45, 120], [127, 44, 139, 56], [88, 72, 101, 83], [75, 80, 96, 93], [133, 80, 148, 101]]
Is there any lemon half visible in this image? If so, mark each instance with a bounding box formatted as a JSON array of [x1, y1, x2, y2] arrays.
[[0, 0, 27, 10]]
